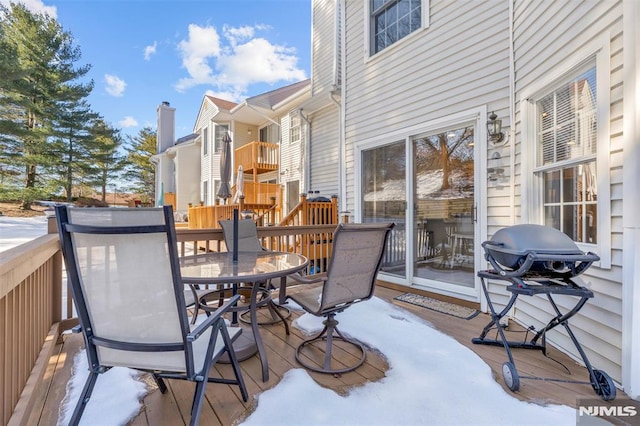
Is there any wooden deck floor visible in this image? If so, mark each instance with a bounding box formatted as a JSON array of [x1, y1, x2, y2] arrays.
[[28, 284, 625, 425]]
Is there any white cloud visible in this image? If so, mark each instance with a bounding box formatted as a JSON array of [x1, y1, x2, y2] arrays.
[[118, 116, 138, 128], [104, 74, 126, 97], [0, 0, 57, 18], [175, 23, 306, 94], [143, 41, 157, 61]]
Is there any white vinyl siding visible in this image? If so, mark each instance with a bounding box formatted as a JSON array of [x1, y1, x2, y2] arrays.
[[515, 0, 621, 383], [312, 0, 340, 93], [309, 108, 340, 196], [195, 99, 219, 205], [281, 113, 303, 186]]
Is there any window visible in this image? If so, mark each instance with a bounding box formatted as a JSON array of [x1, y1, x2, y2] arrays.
[[202, 180, 208, 205], [202, 127, 208, 156], [213, 180, 220, 202], [535, 65, 597, 244], [371, 0, 423, 55], [214, 124, 229, 153], [290, 114, 301, 144]]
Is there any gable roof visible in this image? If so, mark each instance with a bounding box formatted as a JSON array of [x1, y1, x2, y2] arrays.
[[205, 96, 238, 111], [245, 79, 311, 110]]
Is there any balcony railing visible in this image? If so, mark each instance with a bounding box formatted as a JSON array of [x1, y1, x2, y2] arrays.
[[234, 141, 279, 179]]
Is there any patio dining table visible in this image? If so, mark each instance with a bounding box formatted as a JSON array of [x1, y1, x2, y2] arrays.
[[180, 251, 308, 382]]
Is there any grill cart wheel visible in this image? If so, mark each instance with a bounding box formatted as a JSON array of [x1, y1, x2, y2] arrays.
[[502, 362, 520, 391], [591, 369, 616, 401]]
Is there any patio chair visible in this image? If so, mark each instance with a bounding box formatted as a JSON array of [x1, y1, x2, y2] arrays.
[[219, 218, 291, 329], [286, 222, 394, 374], [55, 205, 248, 426]]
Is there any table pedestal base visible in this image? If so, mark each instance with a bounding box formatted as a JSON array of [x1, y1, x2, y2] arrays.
[[220, 325, 257, 363]]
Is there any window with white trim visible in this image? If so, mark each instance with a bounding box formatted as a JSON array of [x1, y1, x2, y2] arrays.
[[213, 179, 220, 202], [534, 61, 608, 251], [535, 64, 598, 244], [290, 114, 301, 144], [202, 180, 208, 205], [522, 35, 611, 270], [202, 127, 208, 156], [214, 124, 229, 153], [370, 0, 424, 55]]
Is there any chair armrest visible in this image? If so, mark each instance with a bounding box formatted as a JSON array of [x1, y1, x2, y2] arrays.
[[287, 272, 326, 285], [187, 294, 240, 342]]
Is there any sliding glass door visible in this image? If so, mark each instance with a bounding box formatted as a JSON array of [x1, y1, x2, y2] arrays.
[[412, 126, 476, 289], [362, 141, 406, 278], [360, 120, 479, 298]]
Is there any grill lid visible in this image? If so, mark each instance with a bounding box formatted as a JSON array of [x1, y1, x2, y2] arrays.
[[482, 224, 598, 277]]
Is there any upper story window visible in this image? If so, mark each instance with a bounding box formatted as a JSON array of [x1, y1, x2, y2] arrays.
[[202, 127, 208, 156], [290, 114, 301, 144], [214, 124, 229, 153], [371, 0, 423, 55], [535, 65, 597, 244]]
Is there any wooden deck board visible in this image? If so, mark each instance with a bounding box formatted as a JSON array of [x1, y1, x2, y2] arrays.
[[31, 284, 627, 425]]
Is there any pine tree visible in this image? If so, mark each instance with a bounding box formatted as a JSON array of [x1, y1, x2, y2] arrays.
[[47, 99, 99, 201], [0, 3, 92, 209], [123, 127, 157, 203], [87, 119, 126, 203]]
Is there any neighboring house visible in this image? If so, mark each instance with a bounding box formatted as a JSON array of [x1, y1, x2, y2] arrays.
[[154, 80, 312, 218], [315, 0, 638, 399], [152, 101, 200, 218]]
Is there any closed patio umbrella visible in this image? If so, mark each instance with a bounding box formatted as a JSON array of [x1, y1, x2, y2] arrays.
[[217, 132, 232, 203], [232, 165, 245, 204], [156, 182, 165, 206]]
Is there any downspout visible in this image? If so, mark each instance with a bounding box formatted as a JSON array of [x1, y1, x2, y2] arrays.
[[329, 89, 343, 207], [508, 0, 516, 226], [299, 109, 311, 193], [339, 0, 347, 218]]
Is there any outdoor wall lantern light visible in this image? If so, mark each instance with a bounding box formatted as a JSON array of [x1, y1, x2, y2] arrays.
[[487, 111, 509, 145]]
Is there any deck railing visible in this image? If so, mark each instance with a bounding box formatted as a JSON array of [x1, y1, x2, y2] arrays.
[[0, 230, 66, 426], [187, 196, 280, 229], [279, 194, 338, 227]]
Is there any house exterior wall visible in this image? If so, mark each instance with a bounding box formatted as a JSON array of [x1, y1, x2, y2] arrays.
[[173, 143, 201, 215], [342, 0, 511, 214], [305, 0, 342, 204], [312, 0, 339, 95], [336, 0, 631, 390], [280, 111, 303, 211], [309, 104, 340, 197], [511, 0, 625, 384], [194, 101, 219, 205]]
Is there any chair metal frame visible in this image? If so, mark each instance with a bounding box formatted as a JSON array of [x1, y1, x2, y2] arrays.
[[56, 205, 248, 426], [286, 222, 394, 374]]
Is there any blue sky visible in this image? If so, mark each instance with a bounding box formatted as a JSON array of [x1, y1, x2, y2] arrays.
[[6, 0, 311, 138]]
